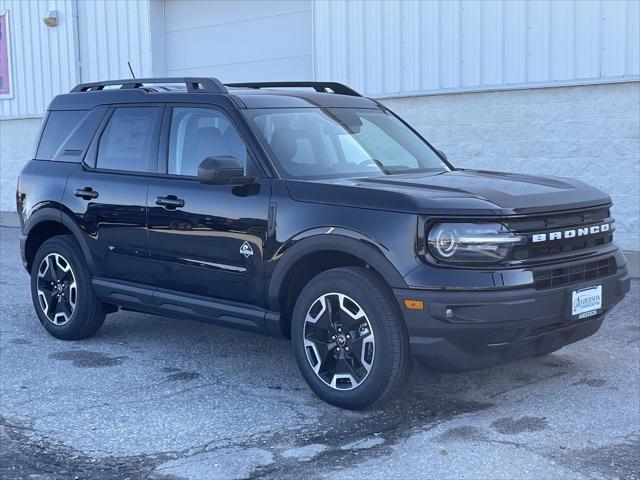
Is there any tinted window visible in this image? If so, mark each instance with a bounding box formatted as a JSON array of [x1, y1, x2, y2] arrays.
[[96, 107, 162, 172], [168, 107, 247, 176], [36, 110, 87, 160], [51, 107, 107, 163]]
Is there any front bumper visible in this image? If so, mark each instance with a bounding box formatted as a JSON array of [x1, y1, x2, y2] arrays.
[[394, 263, 631, 372]]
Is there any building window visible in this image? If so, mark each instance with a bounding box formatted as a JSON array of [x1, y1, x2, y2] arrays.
[[0, 10, 12, 98]]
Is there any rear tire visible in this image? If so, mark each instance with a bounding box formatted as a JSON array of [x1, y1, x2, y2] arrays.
[[30, 235, 105, 340], [292, 267, 410, 410]]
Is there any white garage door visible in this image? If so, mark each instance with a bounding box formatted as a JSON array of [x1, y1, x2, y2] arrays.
[[162, 0, 313, 83]]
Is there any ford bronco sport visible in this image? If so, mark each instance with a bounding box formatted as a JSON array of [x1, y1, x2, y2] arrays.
[[17, 78, 630, 409]]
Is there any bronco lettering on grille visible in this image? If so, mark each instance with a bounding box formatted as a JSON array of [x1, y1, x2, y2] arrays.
[[531, 223, 611, 243]]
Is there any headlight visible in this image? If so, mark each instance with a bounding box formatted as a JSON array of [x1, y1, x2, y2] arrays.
[[428, 223, 524, 263]]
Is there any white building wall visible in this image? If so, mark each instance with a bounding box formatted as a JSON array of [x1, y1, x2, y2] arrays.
[[0, 118, 42, 210], [0, 0, 153, 119], [0, 0, 78, 119], [157, 0, 312, 82], [382, 82, 640, 252], [75, 0, 153, 83], [0, 0, 152, 211], [313, 0, 640, 96]]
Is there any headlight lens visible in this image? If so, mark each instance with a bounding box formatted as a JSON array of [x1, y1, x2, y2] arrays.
[[428, 223, 524, 263]]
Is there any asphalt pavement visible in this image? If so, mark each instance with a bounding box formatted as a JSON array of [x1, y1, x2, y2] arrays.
[[0, 226, 638, 480]]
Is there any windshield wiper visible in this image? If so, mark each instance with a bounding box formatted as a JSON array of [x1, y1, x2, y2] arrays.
[[370, 158, 391, 175]]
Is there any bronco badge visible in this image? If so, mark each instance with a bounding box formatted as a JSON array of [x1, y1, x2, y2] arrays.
[[531, 223, 611, 243]]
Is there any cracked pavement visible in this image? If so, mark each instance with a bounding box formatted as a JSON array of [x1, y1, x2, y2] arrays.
[[0, 226, 638, 479]]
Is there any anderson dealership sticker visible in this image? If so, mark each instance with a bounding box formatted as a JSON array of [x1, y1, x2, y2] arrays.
[[572, 285, 602, 318]]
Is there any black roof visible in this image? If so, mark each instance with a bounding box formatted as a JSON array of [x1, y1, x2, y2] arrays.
[[49, 78, 381, 111]]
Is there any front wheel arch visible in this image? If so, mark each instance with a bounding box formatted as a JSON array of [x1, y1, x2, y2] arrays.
[[267, 232, 407, 337]]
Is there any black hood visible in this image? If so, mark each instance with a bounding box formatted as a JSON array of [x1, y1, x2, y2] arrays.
[[285, 169, 611, 216]]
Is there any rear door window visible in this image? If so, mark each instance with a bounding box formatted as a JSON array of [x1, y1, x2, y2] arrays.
[[36, 110, 87, 160], [96, 107, 162, 173]]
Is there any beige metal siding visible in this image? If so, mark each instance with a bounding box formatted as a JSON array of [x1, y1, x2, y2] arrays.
[[0, 0, 152, 119], [313, 0, 640, 97], [76, 0, 152, 83], [0, 0, 77, 118]]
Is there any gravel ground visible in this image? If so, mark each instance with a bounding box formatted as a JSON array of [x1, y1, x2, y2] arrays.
[[1, 226, 638, 480]]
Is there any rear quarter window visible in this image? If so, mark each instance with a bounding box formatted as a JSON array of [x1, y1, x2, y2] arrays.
[[35, 111, 87, 160], [55, 107, 107, 162]]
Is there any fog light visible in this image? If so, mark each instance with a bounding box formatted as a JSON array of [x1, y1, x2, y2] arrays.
[[445, 308, 454, 318]]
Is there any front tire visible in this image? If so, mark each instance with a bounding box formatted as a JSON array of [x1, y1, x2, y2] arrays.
[[30, 235, 105, 340], [292, 267, 410, 410]]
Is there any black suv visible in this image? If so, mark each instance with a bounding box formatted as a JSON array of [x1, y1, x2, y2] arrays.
[[17, 78, 630, 409]]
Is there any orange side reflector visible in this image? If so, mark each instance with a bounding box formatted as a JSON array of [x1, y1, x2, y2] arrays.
[[403, 299, 424, 310]]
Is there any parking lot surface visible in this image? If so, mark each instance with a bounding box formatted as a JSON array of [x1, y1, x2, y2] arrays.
[[1, 226, 638, 480]]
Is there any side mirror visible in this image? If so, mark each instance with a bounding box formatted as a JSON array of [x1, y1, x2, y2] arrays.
[[437, 150, 448, 161], [197, 156, 253, 185]]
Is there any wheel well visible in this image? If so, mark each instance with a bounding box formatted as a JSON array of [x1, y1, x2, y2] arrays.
[[24, 221, 73, 271], [278, 250, 386, 338]]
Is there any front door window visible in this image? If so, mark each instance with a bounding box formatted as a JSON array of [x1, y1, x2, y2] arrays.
[[168, 107, 248, 177]]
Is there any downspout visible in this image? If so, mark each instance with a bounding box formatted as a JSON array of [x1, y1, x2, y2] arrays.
[[70, 0, 82, 83]]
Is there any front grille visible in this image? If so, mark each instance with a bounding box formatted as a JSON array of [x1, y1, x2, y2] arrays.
[[505, 206, 614, 261], [533, 257, 616, 289], [512, 233, 613, 260]]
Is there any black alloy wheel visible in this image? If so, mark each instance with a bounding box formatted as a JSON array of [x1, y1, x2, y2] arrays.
[[303, 292, 375, 390], [292, 267, 410, 410], [30, 235, 106, 340], [36, 252, 78, 326]]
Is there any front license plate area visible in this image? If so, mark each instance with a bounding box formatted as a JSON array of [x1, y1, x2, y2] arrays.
[[572, 285, 602, 319]]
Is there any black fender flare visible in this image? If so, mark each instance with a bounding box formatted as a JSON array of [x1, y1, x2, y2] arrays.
[[22, 207, 96, 273], [267, 227, 407, 311]]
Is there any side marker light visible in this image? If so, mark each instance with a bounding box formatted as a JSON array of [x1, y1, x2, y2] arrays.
[[404, 299, 424, 310]]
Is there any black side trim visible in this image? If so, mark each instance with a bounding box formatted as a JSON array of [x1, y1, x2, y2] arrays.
[[92, 278, 283, 335], [93, 278, 154, 307], [267, 230, 407, 311], [22, 203, 96, 274]]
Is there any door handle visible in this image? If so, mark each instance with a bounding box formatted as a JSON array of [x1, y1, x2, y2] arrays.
[[74, 187, 99, 200], [155, 195, 185, 209]]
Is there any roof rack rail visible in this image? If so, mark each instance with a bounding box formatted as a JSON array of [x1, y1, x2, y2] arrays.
[[225, 81, 362, 97], [70, 77, 228, 94]]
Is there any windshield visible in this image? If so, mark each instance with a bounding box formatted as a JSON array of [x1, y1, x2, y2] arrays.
[[243, 107, 450, 179]]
